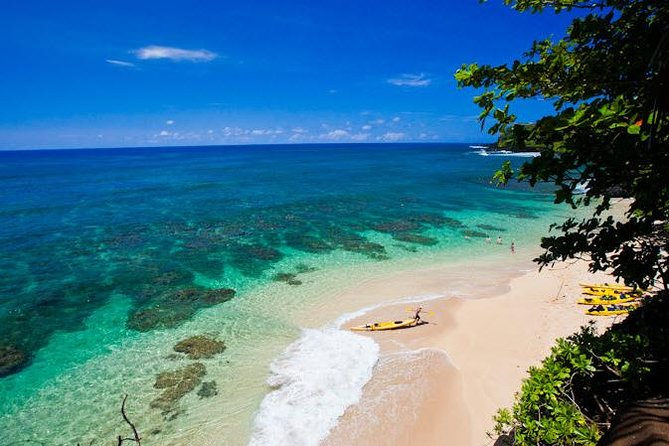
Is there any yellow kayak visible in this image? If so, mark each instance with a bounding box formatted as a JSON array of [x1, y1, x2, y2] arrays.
[[577, 296, 636, 305], [350, 319, 418, 331], [586, 304, 637, 316], [582, 289, 641, 297], [580, 283, 634, 291]]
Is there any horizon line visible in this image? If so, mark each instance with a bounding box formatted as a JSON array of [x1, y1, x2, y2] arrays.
[[0, 140, 497, 153]]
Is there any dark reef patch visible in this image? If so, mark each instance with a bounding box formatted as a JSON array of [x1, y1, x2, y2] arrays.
[[173, 335, 226, 360], [392, 233, 439, 246], [229, 243, 284, 276], [197, 380, 218, 399], [372, 220, 422, 234], [323, 227, 389, 260], [408, 213, 460, 228], [476, 224, 506, 232], [294, 264, 318, 274], [284, 232, 333, 253], [151, 362, 207, 416], [272, 272, 302, 286], [0, 344, 29, 377], [127, 288, 236, 332]]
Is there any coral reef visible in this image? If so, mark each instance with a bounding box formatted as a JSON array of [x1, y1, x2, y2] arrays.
[[197, 380, 218, 399], [392, 233, 439, 246], [173, 335, 226, 360], [151, 363, 207, 415], [127, 288, 236, 332], [272, 272, 302, 286], [0, 344, 28, 377]]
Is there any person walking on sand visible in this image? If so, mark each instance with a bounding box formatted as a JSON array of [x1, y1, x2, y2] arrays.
[[511, 241, 515, 254], [414, 306, 423, 323]]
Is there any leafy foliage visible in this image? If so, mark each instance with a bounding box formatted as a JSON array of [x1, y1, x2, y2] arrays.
[[492, 294, 669, 445], [456, 0, 669, 289], [497, 124, 546, 151]]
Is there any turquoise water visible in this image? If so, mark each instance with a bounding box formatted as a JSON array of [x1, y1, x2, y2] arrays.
[[0, 143, 561, 444]]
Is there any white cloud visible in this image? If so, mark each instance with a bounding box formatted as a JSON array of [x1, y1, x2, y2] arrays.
[[378, 132, 406, 142], [350, 133, 370, 141], [439, 114, 478, 123], [291, 127, 308, 134], [106, 59, 135, 67], [251, 128, 284, 136], [166, 120, 175, 125], [361, 125, 372, 131], [387, 73, 432, 87], [319, 129, 350, 140], [207, 129, 214, 134], [134, 45, 218, 62], [392, 116, 401, 123], [159, 130, 170, 136]]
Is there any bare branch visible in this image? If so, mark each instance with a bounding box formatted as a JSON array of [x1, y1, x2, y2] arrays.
[[119, 394, 141, 445]]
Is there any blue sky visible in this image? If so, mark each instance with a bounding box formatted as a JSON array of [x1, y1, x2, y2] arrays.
[[0, 0, 577, 149]]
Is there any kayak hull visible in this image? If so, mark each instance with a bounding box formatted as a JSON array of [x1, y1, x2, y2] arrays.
[[350, 318, 418, 331], [582, 289, 641, 297], [580, 283, 635, 291], [577, 296, 636, 305], [586, 304, 638, 316]]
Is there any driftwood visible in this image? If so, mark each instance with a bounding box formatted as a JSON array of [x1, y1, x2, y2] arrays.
[[117, 394, 141, 445]]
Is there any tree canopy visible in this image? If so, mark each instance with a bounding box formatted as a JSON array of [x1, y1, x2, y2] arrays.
[[456, 0, 669, 289]]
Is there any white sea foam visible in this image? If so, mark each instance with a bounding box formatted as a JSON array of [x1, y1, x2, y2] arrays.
[[471, 148, 539, 158], [248, 291, 452, 445], [248, 328, 380, 446], [502, 151, 540, 157]]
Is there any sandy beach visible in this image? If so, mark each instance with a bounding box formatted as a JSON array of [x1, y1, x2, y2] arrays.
[[320, 257, 617, 446]]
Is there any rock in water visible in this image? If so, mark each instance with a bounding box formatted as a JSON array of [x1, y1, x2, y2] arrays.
[[197, 380, 218, 399], [173, 335, 226, 360], [0, 344, 28, 377], [151, 363, 207, 415]]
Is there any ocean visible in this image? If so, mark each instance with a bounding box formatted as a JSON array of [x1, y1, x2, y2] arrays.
[[0, 143, 563, 445]]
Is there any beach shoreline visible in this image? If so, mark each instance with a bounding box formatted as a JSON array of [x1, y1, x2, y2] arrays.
[[316, 257, 615, 446]]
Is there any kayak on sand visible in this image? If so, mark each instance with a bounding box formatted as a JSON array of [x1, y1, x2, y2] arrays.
[[350, 318, 419, 331]]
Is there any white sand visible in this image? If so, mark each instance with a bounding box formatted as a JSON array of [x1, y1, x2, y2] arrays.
[[322, 259, 616, 446]]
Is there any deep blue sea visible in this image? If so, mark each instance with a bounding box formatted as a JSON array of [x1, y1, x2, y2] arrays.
[[0, 143, 561, 444]]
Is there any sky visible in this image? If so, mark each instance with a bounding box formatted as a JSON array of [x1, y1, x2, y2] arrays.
[[0, 0, 578, 150]]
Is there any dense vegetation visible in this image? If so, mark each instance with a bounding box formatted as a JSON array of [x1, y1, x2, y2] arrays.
[[456, 0, 669, 289], [492, 294, 669, 445], [496, 124, 546, 151], [456, 0, 669, 443]]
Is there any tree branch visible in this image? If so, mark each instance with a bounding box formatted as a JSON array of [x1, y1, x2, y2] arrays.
[[118, 394, 141, 445]]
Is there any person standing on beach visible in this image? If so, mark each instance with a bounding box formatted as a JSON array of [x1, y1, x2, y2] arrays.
[[511, 241, 515, 254], [414, 306, 423, 323]]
